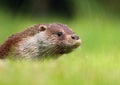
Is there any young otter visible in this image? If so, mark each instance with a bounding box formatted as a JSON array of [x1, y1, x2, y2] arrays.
[[0, 23, 81, 59]]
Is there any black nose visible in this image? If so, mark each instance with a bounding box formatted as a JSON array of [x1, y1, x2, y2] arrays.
[[71, 35, 80, 40]]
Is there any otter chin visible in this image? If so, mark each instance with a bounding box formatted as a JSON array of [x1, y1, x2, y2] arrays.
[[0, 23, 81, 59]]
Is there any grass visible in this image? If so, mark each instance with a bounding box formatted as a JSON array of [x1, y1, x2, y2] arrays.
[[0, 10, 120, 85]]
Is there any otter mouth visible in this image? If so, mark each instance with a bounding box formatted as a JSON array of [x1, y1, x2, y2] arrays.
[[56, 42, 81, 54]]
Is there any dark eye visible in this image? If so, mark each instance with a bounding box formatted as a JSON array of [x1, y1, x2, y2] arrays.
[[57, 32, 63, 37]]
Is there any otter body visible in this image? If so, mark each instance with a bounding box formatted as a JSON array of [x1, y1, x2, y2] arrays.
[[0, 23, 81, 59]]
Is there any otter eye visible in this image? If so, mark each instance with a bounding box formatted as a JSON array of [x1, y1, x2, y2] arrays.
[[57, 32, 63, 37]]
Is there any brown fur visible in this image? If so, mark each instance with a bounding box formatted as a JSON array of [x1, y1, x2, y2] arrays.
[[0, 24, 41, 58], [0, 23, 81, 59], [0, 34, 21, 58]]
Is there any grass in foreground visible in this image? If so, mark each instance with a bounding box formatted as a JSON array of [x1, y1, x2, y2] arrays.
[[0, 53, 120, 85]]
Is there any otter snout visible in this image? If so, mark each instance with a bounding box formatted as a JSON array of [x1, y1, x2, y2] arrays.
[[71, 35, 82, 47], [71, 35, 80, 40]]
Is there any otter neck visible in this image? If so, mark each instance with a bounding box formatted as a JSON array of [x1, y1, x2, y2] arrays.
[[16, 32, 54, 59]]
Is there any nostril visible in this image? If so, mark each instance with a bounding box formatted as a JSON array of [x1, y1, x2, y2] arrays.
[[71, 36, 75, 40], [71, 35, 80, 40]]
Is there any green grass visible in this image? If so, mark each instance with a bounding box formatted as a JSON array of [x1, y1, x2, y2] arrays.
[[0, 10, 120, 85]]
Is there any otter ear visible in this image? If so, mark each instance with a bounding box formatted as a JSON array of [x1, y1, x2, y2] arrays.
[[39, 25, 47, 31]]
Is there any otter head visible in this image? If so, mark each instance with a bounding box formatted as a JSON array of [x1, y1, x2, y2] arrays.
[[0, 23, 81, 59], [17, 23, 81, 59], [37, 23, 81, 56]]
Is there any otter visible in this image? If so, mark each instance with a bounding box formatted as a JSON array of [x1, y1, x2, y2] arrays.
[[0, 23, 81, 59]]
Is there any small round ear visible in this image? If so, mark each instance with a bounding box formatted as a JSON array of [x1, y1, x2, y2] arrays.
[[39, 25, 47, 31]]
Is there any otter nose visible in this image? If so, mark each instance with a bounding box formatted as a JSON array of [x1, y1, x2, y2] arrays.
[[71, 35, 80, 40]]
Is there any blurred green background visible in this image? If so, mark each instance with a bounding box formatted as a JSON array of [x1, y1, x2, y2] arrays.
[[0, 0, 120, 85]]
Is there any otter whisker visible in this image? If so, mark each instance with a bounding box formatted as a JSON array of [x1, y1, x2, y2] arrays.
[[45, 45, 57, 57], [41, 46, 55, 58], [50, 46, 58, 56]]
